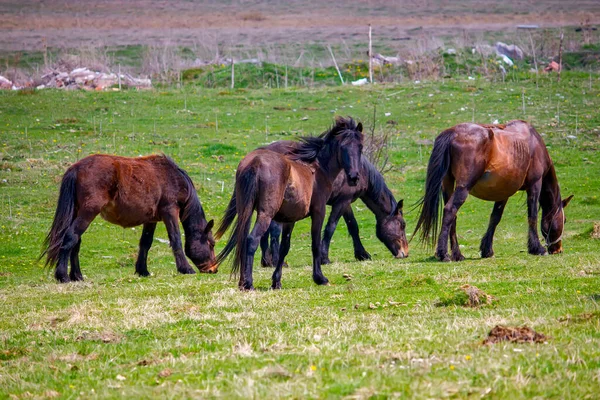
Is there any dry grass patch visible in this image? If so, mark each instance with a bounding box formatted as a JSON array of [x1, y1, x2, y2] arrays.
[[591, 222, 600, 239]]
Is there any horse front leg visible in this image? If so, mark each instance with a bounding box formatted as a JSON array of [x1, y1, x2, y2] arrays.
[[342, 206, 371, 261], [310, 208, 329, 285], [272, 223, 294, 290], [269, 222, 283, 267], [436, 186, 469, 262], [260, 228, 272, 267], [526, 181, 547, 255], [162, 210, 195, 274], [480, 200, 507, 258], [135, 222, 157, 276], [320, 201, 347, 264]]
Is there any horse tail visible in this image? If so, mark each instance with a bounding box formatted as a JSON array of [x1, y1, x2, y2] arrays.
[[40, 167, 78, 267], [215, 166, 258, 278], [413, 129, 455, 246], [215, 191, 236, 240]]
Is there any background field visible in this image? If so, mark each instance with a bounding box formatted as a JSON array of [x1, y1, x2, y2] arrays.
[[1, 71, 600, 398], [1, 0, 600, 398]]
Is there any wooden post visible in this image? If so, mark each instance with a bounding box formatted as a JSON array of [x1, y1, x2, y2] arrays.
[[231, 60, 235, 89], [118, 64, 122, 90], [327, 45, 345, 85], [368, 24, 373, 84], [557, 30, 564, 83]]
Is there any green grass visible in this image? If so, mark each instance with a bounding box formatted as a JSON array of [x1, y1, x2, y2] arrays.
[[1, 72, 600, 398]]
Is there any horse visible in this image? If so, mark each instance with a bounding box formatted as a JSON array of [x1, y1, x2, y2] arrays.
[[215, 116, 364, 290], [40, 154, 216, 282], [258, 140, 408, 267], [413, 120, 573, 261]]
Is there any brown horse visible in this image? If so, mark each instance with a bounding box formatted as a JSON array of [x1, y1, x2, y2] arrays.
[[259, 140, 408, 266], [41, 154, 216, 282], [414, 120, 573, 261], [215, 116, 364, 290]]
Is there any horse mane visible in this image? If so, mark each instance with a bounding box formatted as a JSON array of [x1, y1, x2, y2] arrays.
[[288, 116, 361, 164], [363, 158, 396, 211], [163, 155, 204, 222]]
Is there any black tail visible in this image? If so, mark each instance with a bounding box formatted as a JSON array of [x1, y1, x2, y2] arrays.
[[413, 129, 454, 246], [40, 167, 78, 267], [215, 167, 258, 278], [215, 191, 237, 240]]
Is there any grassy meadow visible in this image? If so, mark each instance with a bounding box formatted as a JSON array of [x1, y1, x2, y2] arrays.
[[1, 72, 600, 398]]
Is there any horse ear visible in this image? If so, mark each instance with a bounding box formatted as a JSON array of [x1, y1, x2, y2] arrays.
[[394, 199, 404, 215], [357, 122, 363, 132], [562, 195, 574, 208], [205, 219, 214, 233]]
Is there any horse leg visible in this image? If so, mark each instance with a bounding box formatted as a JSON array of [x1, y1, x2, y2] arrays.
[[135, 222, 157, 276], [269, 222, 283, 267], [480, 200, 507, 258], [240, 213, 272, 290], [272, 223, 294, 290], [260, 229, 272, 267], [310, 208, 329, 285], [56, 213, 95, 283], [342, 205, 371, 261], [320, 202, 346, 264], [68, 239, 83, 281], [526, 181, 547, 255], [162, 209, 195, 274], [439, 176, 461, 262], [436, 185, 469, 262]]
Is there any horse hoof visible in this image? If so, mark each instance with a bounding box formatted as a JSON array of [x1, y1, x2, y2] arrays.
[[56, 276, 70, 283], [314, 276, 330, 286], [355, 252, 372, 261], [452, 254, 465, 262], [321, 258, 331, 265], [179, 268, 196, 275], [136, 270, 151, 277], [239, 285, 255, 292], [481, 250, 494, 259], [271, 282, 282, 290]]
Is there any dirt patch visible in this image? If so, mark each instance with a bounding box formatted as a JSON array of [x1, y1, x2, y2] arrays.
[[558, 311, 600, 323], [460, 284, 496, 307], [591, 222, 600, 239], [483, 325, 547, 345]]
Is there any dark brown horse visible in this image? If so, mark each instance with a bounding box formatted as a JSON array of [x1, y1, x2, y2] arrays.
[[41, 154, 216, 282], [215, 117, 364, 290], [414, 120, 573, 261], [259, 140, 408, 266]]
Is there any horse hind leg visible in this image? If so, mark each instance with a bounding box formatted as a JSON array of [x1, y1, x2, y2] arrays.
[[241, 213, 272, 290], [69, 239, 83, 281], [272, 223, 294, 290], [480, 200, 507, 258], [56, 212, 95, 283], [436, 178, 469, 262]]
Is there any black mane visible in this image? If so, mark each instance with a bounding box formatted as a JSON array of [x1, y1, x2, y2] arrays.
[[164, 155, 204, 222], [288, 116, 362, 164]]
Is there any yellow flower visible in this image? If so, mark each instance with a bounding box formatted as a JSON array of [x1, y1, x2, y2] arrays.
[[310, 365, 317, 371], [465, 355, 471, 361], [450, 365, 455, 370]]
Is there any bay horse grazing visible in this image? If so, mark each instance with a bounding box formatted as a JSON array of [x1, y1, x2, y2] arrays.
[[215, 116, 364, 290], [414, 120, 573, 261], [259, 140, 408, 266], [41, 154, 216, 282]]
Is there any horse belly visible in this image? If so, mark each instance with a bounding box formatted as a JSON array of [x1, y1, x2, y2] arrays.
[[100, 198, 159, 227], [470, 169, 525, 201]]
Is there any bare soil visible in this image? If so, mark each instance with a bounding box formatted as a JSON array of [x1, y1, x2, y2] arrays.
[[1, 0, 599, 51], [483, 325, 548, 345]]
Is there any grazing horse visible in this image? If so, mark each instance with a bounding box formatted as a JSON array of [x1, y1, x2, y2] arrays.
[[41, 154, 216, 282], [215, 116, 364, 290], [259, 140, 408, 266], [414, 120, 573, 261]]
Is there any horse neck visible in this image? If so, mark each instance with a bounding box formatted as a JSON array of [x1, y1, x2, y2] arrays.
[[360, 177, 396, 220], [317, 144, 344, 183], [181, 196, 206, 236], [540, 165, 561, 216]]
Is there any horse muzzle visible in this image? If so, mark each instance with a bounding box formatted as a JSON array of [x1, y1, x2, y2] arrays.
[[197, 261, 219, 274]]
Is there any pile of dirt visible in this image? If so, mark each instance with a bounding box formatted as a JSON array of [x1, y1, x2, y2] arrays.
[[460, 284, 495, 307], [591, 222, 600, 239], [483, 325, 548, 345]]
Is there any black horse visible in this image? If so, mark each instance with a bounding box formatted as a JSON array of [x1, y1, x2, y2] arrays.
[[259, 141, 408, 267]]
